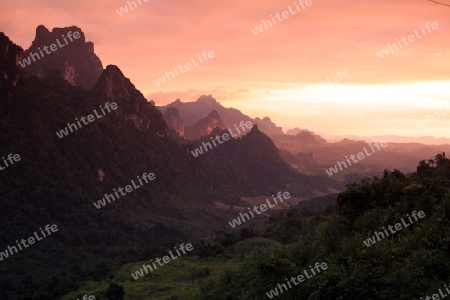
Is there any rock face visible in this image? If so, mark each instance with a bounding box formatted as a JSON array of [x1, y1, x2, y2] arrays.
[[163, 106, 185, 138], [0, 32, 24, 108], [21, 25, 103, 89], [0, 33, 23, 86], [90, 65, 168, 136], [185, 110, 226, 140]]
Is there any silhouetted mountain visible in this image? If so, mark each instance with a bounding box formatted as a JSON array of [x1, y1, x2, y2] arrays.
[[0, 32, 207, 296], [163, 106, 185, 139], [0, 30, 338, 298], [273, 134, 450, 173], [21, 25, 103, 89], [253, 117, 284, 135], [286, 127, 313, 135], [91, 64, 168, 135], [190, 125, 340, 196], [159, 95, 283, 136], [280, 150, 320, 169], [320, 133, 450, 145], [185, 110, 226, 140], [271, 130, 327, 151]]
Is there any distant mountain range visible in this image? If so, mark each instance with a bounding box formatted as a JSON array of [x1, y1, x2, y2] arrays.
[[285, 127, 315, 135], [319, 133, 450, 146], [159, 99, 450, 147], [157, 101, 450, 173], [159, 95, 284, 138]]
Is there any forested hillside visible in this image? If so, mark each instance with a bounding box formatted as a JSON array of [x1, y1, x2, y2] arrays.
[[195, 154, 450, 299], [61, 154, 450, 299]]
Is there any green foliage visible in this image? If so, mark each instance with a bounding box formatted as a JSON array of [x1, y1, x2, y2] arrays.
[[195, 154, 450, 299], [57, 154, 450, 299], [196, 241, 225, 259]]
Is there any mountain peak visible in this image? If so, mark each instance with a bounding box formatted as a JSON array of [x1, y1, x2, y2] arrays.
[[250, 124, 259, 132], [196, 95, 217, 106], [246, 124, 267, 139], [242, 124, 279, 148], [208, 109, 220, 118], [22, 25, 103, 89], [36, 25, 51, 39], [160, 96, 284, 135], [92, 65, 168, 135], [253, 116, 283, 135], [104, 64, 123, 77], [185, 109, 226, 140], [94, 64, 137, 102]]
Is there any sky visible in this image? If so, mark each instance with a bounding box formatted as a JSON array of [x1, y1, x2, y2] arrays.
[[1, 0, 450, 137]]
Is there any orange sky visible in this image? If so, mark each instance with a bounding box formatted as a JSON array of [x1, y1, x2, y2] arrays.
[[2, 0, 450, 137]]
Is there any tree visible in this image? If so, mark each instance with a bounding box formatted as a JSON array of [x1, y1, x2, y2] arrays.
[[435, 153, 447, 167]]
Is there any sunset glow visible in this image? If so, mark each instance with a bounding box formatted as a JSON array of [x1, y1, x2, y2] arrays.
[[2, 0, 449, 137]]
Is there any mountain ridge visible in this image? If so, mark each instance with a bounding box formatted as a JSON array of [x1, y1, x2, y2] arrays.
[[159, 95, 284, 136]]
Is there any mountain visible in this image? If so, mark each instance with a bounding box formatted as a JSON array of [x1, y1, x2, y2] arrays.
[[272, 134, 450, 173], [159, 97, 445, 174], [91, 64, 168, 134], [272, 130, 327, 149], [279, 150, 320, 170], [159, 95, 284, 136], [0, 30, 213, 297], [20, 25, 103, 89], [163, 106, 185, 138], [184, 110, 226, 140], [286, 127, 314, 135], [253, 117, 284, 135], [319, 133, 450, 145], [188, 125, 340, 196], [0, 28, 340, 299]]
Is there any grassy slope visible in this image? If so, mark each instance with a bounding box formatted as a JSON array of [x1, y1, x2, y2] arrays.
[[61, 238, 283, 300]]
